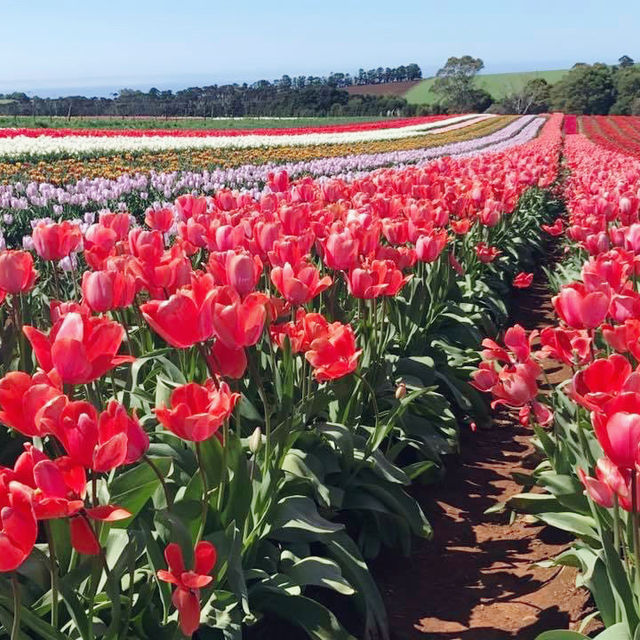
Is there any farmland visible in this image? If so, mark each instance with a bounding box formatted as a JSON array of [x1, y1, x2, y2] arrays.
[[404, 69, 569, 104], [3, 107, 640, 640]]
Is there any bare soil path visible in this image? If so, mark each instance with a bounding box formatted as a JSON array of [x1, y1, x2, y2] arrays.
[[374, 275, 597, 639]]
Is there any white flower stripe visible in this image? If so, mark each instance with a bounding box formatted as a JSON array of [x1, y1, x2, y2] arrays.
[[0, 114, 492, 158]]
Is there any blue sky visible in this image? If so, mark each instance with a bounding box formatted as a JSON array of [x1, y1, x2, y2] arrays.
[[1, 0, 638, 96]]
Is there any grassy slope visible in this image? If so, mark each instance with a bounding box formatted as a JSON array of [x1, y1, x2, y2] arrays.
[[404, 70, 568, 104], [0, 115, 383, 130]]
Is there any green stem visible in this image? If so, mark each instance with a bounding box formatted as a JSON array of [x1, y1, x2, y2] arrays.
[[10, 574, 20, 640], [633, 470, 640, 595], [44, 521, 59, 629], [144, 455, 173, 508], [195, 442, 209, 541]]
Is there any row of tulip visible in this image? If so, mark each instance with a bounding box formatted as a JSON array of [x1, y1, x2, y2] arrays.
[[0, 115, 452, 140], [472, 130, 640, 639], [0, 114, 563, 638], [0, 115, 490, 160], [0, 115, 514, 187], [0, 116, 542, 250], [580, 115, 640, 158]]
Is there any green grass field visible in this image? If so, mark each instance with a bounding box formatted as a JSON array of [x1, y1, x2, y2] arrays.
[[0, 115, 384, 130], [404, 69, 569, 105]]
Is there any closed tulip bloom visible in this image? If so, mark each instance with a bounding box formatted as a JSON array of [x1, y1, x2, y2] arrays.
[[208, 251, 262, 297], [322, 229, 359, 271], [23, 312, 134, 385], [0, 371, 62, 437], [415, 231, 448, 263], [155, 380, 240, 442], [32, 220, 82, 261], [82, 269, 136, 313], [270, 261, 332, 306], [145, 207, 175, 233], [0, 482, 37, 572], [212, 287, 267, 349], [206, 341, 247, 379], [306, 322, 361, 381], [157, 541, 217, 636], [0, 250, 37, 294]]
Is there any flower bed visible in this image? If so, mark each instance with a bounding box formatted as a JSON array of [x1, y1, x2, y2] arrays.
[[472, 131, 640, 640], [0, 115, 563, 639], [0, 116, 545, 249], [0, 114, 489, 159], [0, 114, 452, 139], [0, 114, 511, 186]]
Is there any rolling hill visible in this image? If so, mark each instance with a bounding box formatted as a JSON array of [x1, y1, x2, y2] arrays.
[[345, 70, 569, 105], [404, 70, 568, 104]]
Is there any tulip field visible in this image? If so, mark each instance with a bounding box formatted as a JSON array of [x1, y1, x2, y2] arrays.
[[0, 109, 639, 639]]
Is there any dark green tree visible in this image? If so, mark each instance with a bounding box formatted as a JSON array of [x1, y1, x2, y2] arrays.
[[551, 63, 615, 114], [619, 55, 635, 68], [496, 78, 551, 114], [432, 56, 488, 112]]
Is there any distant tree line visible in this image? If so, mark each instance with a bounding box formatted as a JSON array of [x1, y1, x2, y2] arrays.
[[0, 63, 422, 119], [430, 55, 640, 116]]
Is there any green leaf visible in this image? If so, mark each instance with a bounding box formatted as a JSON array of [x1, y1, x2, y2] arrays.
[[282, 554, 354, 595], [594, 623, 632, 640], [109, 457, 172, 525], [535, 629, 589, 639], [324, 531, 389, 640], [0, 596, 69, 640], [269, 495, 343, 542], [251, 593, 355, 640]]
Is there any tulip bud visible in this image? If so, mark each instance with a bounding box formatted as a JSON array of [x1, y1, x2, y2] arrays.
[[395, 383, 407, 400], [249, 427, 262, 454]]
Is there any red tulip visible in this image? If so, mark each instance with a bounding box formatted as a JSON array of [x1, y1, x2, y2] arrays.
[[513, 272, 534, 289], [475, 242, 501, 263], [539, 326, 592, 366], [571, 354, 639, 412], [592, 392, 640, 469], [552, 283, 611, 329], [23, 312, 134, 385], [541, 219, 564, 236], [0, 250, 37, 294], [32, 221, 82, 261], [155, 380, 240, 442], [322, 229, 359, 271], [212, 287, 267, 349], [45, 399, 146, 472], [305, 322, 361, 381], [0, 481, 37, 572], [141, 272, 217, 348], [415, 231, 448, 263], [271, 261, 332, 306], [345, 259, 410, 299], [157, 541, 217, 636], [82, 269, 136, 313], [0, 371, 62, 437], [206, 341, 247, 379], [208, 250, 262, 297], [99, 212, 130, 240], [145, 207, 175, 233]]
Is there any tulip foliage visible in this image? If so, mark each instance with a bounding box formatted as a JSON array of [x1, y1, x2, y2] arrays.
[[0, 114, 562, 639], [474, 131, 640, 639]]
